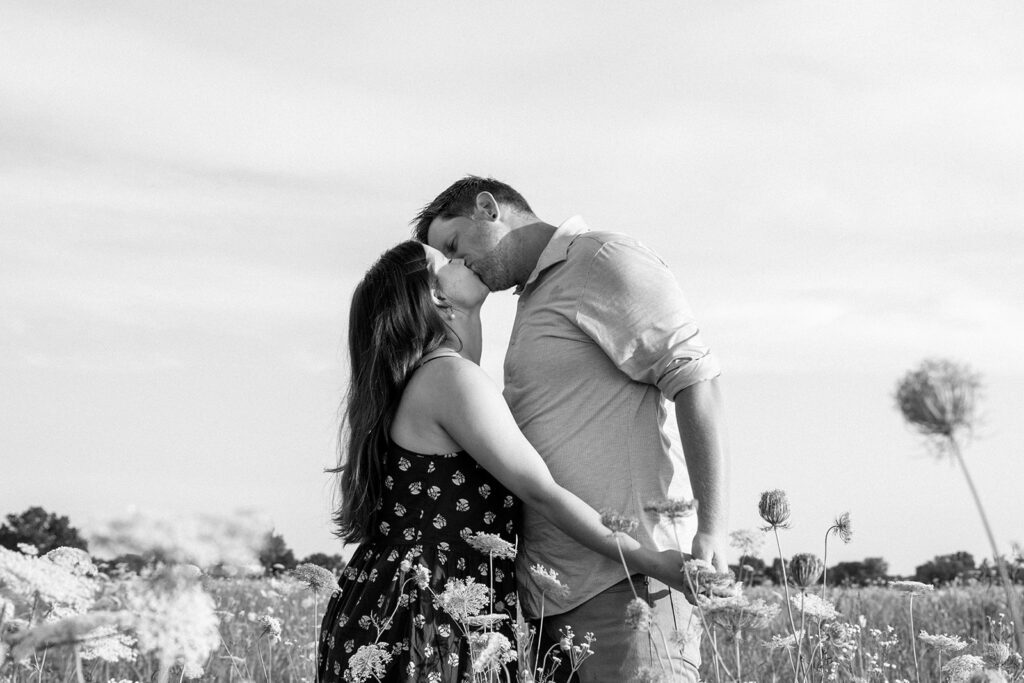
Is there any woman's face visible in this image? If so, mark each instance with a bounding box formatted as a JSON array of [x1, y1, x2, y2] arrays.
[[422, 244, 489, 310]]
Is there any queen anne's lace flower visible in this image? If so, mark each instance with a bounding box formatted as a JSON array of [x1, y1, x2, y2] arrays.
[[345, 643, 393, 682], [0, 546, 97, 612], [466, 533, 516, 560], [599, 509, 639, 536], [258, 615, 282, 642], [791, 593, 840, 621], [919, 630, 968, 654], [469, 631, 515, 673], [79, 625, 137, 662], [643, 498, 698, 519], [528, 564, 570, 598], [758, 490, 791, 528], [625, 598, 652, 632], [889, 580, 934, 595], [433, 578, 489, 621], [292, 563, 340, 594], [941, 654, 985, 682]]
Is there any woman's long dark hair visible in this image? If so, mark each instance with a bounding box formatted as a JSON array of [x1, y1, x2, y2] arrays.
[[329, 241, 451, 543]]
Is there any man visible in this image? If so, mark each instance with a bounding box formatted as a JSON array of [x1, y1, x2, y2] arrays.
[[413, 176, 729, 682]]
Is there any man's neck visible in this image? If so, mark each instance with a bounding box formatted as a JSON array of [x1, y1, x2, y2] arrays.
[[510, 220, 558, 289]]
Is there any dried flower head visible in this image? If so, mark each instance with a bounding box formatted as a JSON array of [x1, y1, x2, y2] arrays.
[[291, 563, 340, 594], [982, 641, 1011, 667], [789, 553, 825, 589], [644, 498, 698, 519], [829, 512, 853, 544], [528, 564, 570, 598], [889, 580, 934, 595], [625, 598, 652, 632], [599, 509, 639, 536], [895, 358, 980, 443], [258, 615, 282, 642], [919, 630, 968, 654], [942, 654, 985, 682], [966, 670, 1009, 683], [758, 490, 791, 529], [466, 532, 516, 560]]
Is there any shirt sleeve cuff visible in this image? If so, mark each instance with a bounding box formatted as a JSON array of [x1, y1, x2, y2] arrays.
[[657, 352, 722, 401]]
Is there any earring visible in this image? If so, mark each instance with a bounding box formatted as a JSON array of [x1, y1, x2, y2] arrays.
[[447, 309, 456, 320]]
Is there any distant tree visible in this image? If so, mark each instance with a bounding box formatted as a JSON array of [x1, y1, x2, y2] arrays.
[[915, 551, 976, 585], [259, 531, 297, 572], [300, 552, 347, 574], [828, 557, 889, 586], [0, 506, 89, 554]]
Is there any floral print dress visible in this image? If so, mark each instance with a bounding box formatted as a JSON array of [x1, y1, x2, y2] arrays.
[[318, 444, 521, 682]]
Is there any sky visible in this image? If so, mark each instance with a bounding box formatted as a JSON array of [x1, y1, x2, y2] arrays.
[[1, 1, 1023, 576]]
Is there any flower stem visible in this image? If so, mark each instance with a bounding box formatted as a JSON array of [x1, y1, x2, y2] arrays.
[[613, 535, 639, 600], [950, 437, 1024, 654], [909, 594, 919, 683], [773, 526, 800, 680]]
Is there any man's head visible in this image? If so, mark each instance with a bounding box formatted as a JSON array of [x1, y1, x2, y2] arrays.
[[412, 176, 535, 292]]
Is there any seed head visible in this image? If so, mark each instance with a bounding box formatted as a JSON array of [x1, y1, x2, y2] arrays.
[[829, 512, 853, 544], [982, 641, 1011, 667], [643, 498, 698, 519], [895, 359, 980, 445], [919, 630, 968, 655], [942, 654, 985, 682], [789, 553, 824, 589], [599, 509, 639, 536], [758, 490, 791, 529]]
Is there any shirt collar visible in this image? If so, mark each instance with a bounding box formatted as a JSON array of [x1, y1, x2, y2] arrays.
[[515, 215, 589, 294]]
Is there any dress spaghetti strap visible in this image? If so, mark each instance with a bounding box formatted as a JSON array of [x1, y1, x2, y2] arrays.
[[414, 349, 462, 369]]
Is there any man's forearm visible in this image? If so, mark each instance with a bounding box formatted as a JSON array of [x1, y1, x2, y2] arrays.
[[674, 377, 729, 537]]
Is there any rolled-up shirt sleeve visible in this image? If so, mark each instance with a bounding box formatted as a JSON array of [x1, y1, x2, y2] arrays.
[[574, 238, 721, 400]]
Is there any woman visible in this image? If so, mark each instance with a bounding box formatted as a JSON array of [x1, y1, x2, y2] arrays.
[[318, 241, 687, 682]]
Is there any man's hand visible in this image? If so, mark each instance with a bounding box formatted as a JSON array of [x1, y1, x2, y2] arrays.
[[691, 531, 728, 573]]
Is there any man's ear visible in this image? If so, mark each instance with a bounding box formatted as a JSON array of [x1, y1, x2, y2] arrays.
[[474, 191, 500, 222]]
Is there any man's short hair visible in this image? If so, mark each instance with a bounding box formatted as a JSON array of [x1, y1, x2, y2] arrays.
[[412, 176, 534, 243]]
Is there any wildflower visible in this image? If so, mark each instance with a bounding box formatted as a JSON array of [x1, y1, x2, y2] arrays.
[[0, 546, 97, 612], [625, 598, 652, 631], [87, 508, 270, 572], [463, 613, 510, 629], [789, 553, 824, 588], [345, 643, 393, 682], [942, 654, 985, 682], [699, 594, 779, 635], [468, 631, 515, 673], [967, 671, 1009, 682], [758, 490, 791, 529], [6, 611, 132, 663], [258, 615, 282, 642], [764, 630, 803, 651], [791, 593, 839, 621], [829, 512, 853, 543], [405, 562, 430, 590], [45, 547, 98, 576], [292, 563, 340, 594], [889, 580, 934, 595], [125, 567, 221, 675], [599, 509, 639, 536], [895, 358, 979, 443], [528, 564, 570, 598], [919, 630, 968, 654], [434, 578, 490, 621], [982, 641, 1011, 667], [79, 626, 138, 663], [643, 498, 698, 519], [466, 532, 516, 560], [181, 661, 204, 679]]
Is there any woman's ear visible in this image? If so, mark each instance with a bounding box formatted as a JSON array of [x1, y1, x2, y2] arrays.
[[430, 288, 447, 307]]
